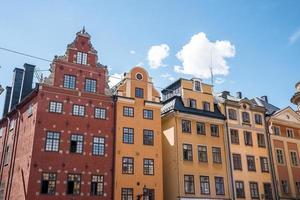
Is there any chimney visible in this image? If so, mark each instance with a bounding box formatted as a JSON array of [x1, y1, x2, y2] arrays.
[[261, 95, 268, 103], [222, 91, 230, 99], [20, 63, 35, 100], [2, 86, 12, 117], [8, 68, 24, 111], [236, 92, 242, 99]]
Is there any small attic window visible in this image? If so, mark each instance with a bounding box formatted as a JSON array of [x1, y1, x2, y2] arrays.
[[193, 80, 202, 91], [76, 52, 87, 65], [136, 73, 143, 80]]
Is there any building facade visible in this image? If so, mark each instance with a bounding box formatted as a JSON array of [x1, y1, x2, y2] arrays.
[[0, 29, 114, 200], [218, 92, 274, 200], [113, 67, 163, 200], [161, 78, 231, 200]]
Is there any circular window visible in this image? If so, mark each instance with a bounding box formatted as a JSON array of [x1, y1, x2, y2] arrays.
[[136, 73, 143, 80]]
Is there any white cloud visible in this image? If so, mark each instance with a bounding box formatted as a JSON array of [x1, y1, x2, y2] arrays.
[[215, 77, 226, 84], [289, 28, 300, 44], [147, 44, 170, 69], [130, 50, 136, 54], [136, 62, 144, 66], [109, 73, 123, 88], [174, 32, 235, 79], [161, 73, 175, 81]]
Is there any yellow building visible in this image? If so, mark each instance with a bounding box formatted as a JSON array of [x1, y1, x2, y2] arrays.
[[161, 78, 231, 200], [218, 92, 274, 199], [113, 67, 163, 200]]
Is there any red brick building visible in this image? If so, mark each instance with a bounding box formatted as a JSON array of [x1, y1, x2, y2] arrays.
[[0, 29, 114, 200]]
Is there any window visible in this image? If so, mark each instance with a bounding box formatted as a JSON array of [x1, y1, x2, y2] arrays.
[[215, 177, 225, 195], [276, 149, 285, 164], [212, 147, 222, 163], [70, 134, 83, 154], [123, 107, 134, 117], [247, 155, 256, 171], [228, 109, 237, 120], [198, 145, 207, 162], [76, 52, 87, 65], [255, 114, 262, 125], [143, 188, 155, 200], [121, 188, 133, 200], [233, 154, 242, 170], [143, 159, 154, 175], [123, 128, 134, 144], [91, 175, 104, 196], [122, 157, 134, 174], [235, 181, 245, 198], [184, 175, 195, 194], [260, 157, 269, 172], [135, 87, 144, 98], [196, 122, 205, 135], [200, 176, 210, 195], [210, 124, 219, 137], [41, 173, 56, 195], [257, 133, 266, 147], [67, 174, 81, 195], [264, 183, 273, 200], [296, 182, 300, 194], [244, 131, 253, 146], [49, 101, 63, 113], [249, 182, 259, 199], [94, 108, 106, 119], [203, 102, 210, 111], [194, 80, 201, 91], [242, 112, 250, 123], [230, 129, 239, 144], [143, 129, 154, 146], [85, 78, 96, 93], [27, 104, 33, 117], [63, 75, 76, 89], [183, 144, 193, 161], [281, 180, 289, 194], [0, 128, 3, 138], [290, 151, 299, 166], [182, 120, 191, 133], [287, 128, 294, 138], [4, 146, 10, 165], [92, 137, 105, 156], [189, 99, 196, 108], [72, 105, 85, 117], [143, 109, 153, 119], [273, 126, 280, 135], [45, 131, 60, 152]]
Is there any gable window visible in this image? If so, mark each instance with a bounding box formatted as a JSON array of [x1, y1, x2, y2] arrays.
[[135, 87, 144, 98], [212, 147, 222, 163], [49, 101, 63, 113], [94, 108, 106, 119], [85, 78, 97, 93], [122, 157, 134, 174], [235, 181, 245, 198], [281, 180, 289, 194], [249, 182, 259, 199], [143, 158, 154, 175], [194, 80, 201, 91], [123, 106, 134, 117], [276, 149, 285, 164], [200, 176, 210, 195], [247, 155, 256, 171], [244, 131, 253, 146], [184, 175, 195, 194], [121, 188, 133, 200], [123, 128, 134, 144], [287, 128, 294, 138], [182, 120, 191, 133], [41, 173, 56, 195], [203, 102, 210, 111], [290, 151, 299, 166], [198, 145, 208, 162], [257, 133, 266, 147], [76, 52, 87, 65], [143, 129, 154, 146], [91, 175, 104, 196], [255, 114, 262, 125], [45, 131, 60, 152], [189, 99, 197, 108], [63, 75, 76, 89], [92, 137, 105, 156], [210, 124, 219, 137], [215, 177, 225, 195], [233, 154, 242, 170], [228, 109, 237, 120], [183, 144, 193, 161], [196, 122, 205, 135], [273, 126, 280, 135], [70, 134, 83, 154], [230, 129, 239, 144], [72, 105, 85, 117], [143, 109, 153, 119], [260, 157, 269, 172], [67, 174, 81, 195], [242, 112, 250, 123]]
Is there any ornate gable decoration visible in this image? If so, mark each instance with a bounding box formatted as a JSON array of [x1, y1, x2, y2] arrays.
[[273, 107, 300, 124]]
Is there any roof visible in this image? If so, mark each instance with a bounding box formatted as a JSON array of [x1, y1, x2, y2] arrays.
[[251, 97, 280, 115], [161, 78, 183, 94], [161, 96, 226, 120]]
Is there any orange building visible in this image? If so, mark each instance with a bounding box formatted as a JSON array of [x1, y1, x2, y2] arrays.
[[113, 67, 163, 200]]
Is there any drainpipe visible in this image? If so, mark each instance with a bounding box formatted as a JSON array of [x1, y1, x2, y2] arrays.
[[112, 97, 116, 200], [0, 117, 10, 182]]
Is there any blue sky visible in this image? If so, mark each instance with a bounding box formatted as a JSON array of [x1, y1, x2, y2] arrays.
[[0, 0, 300, 114]]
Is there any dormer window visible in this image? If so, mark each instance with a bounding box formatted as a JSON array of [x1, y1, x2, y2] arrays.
[[193, 80, 202, 91], [76, 52, 87, 65], [203, 102, 210, 111], [189, 99, 197, 108]]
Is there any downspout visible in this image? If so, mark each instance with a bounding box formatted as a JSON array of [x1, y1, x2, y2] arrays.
[[174, 112, 181, 200], [112, 97, 116, 200], [0, 117, 10, 183], [224, 103, 235, 200]]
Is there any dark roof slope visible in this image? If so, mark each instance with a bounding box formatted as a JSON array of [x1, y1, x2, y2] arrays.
[[251, 97, 280, 116]]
